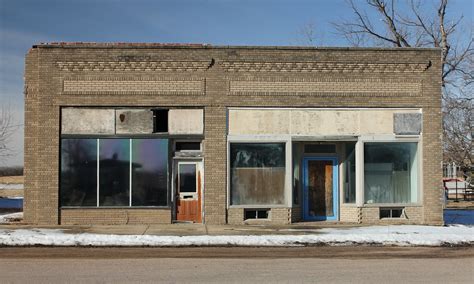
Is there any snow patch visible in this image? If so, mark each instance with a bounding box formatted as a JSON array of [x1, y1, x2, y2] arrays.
[[0, 184, 24, 190], [0, 212, 23, 224], [0, 225, 472, 247]]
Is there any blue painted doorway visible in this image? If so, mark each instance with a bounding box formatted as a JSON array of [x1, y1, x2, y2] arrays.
[[303, 157, 339, 221]]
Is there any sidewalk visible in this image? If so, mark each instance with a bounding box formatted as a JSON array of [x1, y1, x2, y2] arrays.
[[0, 221, 473, 247]]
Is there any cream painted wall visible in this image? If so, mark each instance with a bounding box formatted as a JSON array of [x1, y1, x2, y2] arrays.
[[228, 108, 420, 136], [168, 109, 204, 135]]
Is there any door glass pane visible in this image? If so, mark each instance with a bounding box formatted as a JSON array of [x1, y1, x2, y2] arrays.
[[307, 160, 334, 217], [179, 164, 196, 193], [132, 139, 168, 206], [99, 139, 130, 206], [60, 139, 97, 206]]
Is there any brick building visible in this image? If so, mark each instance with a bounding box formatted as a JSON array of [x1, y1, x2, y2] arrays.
[[24, 43, 443, 225]]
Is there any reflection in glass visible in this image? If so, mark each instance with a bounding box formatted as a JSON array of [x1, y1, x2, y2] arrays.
[[179, 164, 196, 193], [364, 143, 418, 204], [343, 142, 356, 203], [230, 143, 285, 205], [60, 139, 97, 206], [132, 139, 168, 206], [99, 139, 130, 206]]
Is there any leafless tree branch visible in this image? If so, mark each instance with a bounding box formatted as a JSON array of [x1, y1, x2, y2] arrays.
[[0, 105, 18, 163]]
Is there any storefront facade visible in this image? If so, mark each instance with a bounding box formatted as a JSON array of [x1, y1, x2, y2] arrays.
[[24, 43, 443, 225]]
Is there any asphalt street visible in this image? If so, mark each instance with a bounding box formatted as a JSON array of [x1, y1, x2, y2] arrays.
[[0, 247, 472, 283]]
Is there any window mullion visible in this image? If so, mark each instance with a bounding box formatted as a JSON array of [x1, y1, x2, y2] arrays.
[[96, 139, 100, 207], [129, 139, 132, 207]]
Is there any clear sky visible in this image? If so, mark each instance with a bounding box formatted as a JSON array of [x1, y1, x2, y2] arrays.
[[0, 0, 472, 166]]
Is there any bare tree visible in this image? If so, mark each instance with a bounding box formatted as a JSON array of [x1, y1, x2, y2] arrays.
[[331, 0, 473, 169], [443, 96, 473, 167], [334, 0, 473, 90], [0, 105, 18, 162]]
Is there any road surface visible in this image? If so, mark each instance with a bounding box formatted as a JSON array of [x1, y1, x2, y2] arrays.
[[0, 247, 472, 283]]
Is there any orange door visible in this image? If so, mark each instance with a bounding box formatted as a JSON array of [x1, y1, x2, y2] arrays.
[[176, 162, 202, 223]]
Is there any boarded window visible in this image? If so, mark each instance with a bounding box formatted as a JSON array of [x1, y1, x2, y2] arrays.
[[230, 143, 285, 205]]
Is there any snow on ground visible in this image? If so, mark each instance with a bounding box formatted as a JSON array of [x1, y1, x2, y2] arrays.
[[0, 184, 24, 190], [0, 212, 23, 224], [0, 225, 472, 247]]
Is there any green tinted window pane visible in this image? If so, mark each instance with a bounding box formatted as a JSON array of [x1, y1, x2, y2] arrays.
[[99, 139, 130, 206], [60, 139, 97, 206]]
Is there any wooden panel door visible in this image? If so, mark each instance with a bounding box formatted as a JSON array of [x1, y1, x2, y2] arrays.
[[176, 162, 202, 223], [303, 157, 338, 221]]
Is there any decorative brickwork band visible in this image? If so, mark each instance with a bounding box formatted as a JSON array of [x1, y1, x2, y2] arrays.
[[57, 61, 211, 72], [220, 61, 430, 73], [63, 79, 205, 95], [229, 79, 422, 97]]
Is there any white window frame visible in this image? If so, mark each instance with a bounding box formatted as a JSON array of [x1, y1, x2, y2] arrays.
[[177, 161, 199, 200], [227, 135, 292, 209], [358, 135, 422, 207]]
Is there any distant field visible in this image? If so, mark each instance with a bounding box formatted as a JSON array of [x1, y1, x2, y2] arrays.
[[0, 176, 24, 184]]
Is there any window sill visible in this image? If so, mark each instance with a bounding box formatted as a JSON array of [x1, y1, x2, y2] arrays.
[[60, 206, 171, 209], [363, 203, 422, 207], [229, 205, 289, 209]]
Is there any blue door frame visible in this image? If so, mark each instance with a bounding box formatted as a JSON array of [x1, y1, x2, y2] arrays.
[[302, 157, 339, 221]]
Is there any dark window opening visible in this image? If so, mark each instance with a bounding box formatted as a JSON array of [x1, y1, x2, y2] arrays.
[[244, 209, 270, 220], [153, 109, 169, 133], [380, 207, 404, 218], [176, 142, 201, 151]]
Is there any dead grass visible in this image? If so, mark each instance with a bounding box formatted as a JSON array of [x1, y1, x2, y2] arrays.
[[0, 176, 24, 184]]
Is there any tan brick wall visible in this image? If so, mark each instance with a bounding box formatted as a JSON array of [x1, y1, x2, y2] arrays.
[[227, 207, 291, 225], [60, 209, 171, 225], [291, 206, 302, 223], [63, 78, 204, 95], [340, 206, 360, 223], [24, 44, 443, 226], [360, 206, 423, 225], [230, 79, 421, 96]]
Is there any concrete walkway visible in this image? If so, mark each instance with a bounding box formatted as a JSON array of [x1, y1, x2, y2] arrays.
[[0, 222, 363, 236]]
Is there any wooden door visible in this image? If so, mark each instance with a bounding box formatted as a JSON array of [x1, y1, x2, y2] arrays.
[[303, 157, 338, 221], [176, 162, 202, 223]]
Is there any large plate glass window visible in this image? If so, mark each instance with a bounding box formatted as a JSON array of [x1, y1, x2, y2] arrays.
[[99, 139, 130, 206], [60, 138, 169, 207], [60, 139, 97, 206], [230, 143, 285, 205], [132, 139, 168, 206], [364, 142, 418, 204]]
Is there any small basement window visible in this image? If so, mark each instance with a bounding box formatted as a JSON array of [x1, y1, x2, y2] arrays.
[[176, 141, 201, 152], [153, 109, 169, 133], [380, 207, 404, 219], [244, 209, 270, 220]]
